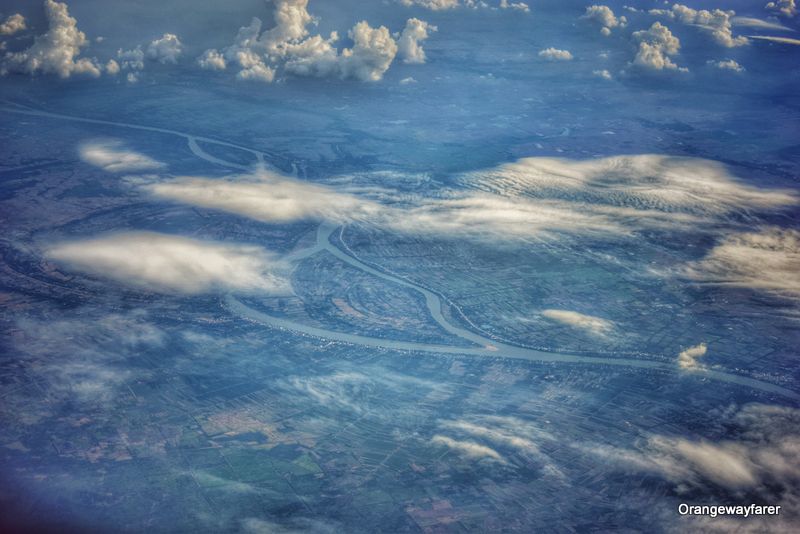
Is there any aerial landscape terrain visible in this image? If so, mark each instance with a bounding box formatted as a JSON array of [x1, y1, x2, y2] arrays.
[[0, 0, 799, 532]]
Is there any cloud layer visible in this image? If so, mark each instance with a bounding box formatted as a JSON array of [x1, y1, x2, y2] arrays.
[[144, 154, 796, 249]]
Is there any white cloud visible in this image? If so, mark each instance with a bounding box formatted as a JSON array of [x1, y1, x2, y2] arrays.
[[281, 20, 401, 82], [538, 47, 573, 61], [104, 59, 120, 75], [431, 435, 505, 462], [541, 309, 614, 336], [707, 58, 745, 72], [677, 342, 708, 370], [205, 17, 271, 81], [593, 68, 612, 79], [46, 232, 290, 294], [146, 169, 380, 224], [686, 227, 800, 299], [260, 0, 315, 55], [0, 13, 26, 35], [146, 33, 183, 64], [237, 62, 275, 83], [197, 49, 226, 70], [2, 0, 100, 78], [338, 21, 398, 82], [632, 22, 687, 72], [649, 4, 748, 47], [395, 194, 630, 240], [766, 0, 797, 18], [145, 169, 626, 241], [399, 76, 417, 84], [79, 140, 165, 172], [397, 18, 436, 64], [280, 32, 341, 78], [582, 5, 627, 36]]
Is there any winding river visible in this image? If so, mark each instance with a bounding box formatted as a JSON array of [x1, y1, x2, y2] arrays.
[[5, 103, 798, 401]]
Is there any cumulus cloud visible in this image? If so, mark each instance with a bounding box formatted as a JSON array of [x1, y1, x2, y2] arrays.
[[538, 47, 573, 61], [766, 0, 797, 18], [686, 227, 800, 299], [79, 140, 165, 172], [431, 435, 505, 462], [146, 33, 183, 64], [649, 4, 748, 47], [197, 1, 413, 83], [2, 0, 100, 78], [593, 68, 612, 79], [397, 18, 436, 64], [237, 62, 275, 83], [197, 49, 226, 70], [337, 21, 398, 82], [104, 58, 120, 75], [541, 309, 614, 336], [46, 232, 290, 294], [632, 22, 687, 72], [0, 13, 26, 35], [677, 342, 708, 370], [707, 58, 745, 72], [116, 46, 145, 71], [499, 0, 530, 12], [202, 17, 272, 82], [582, 5, 627, 36]]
